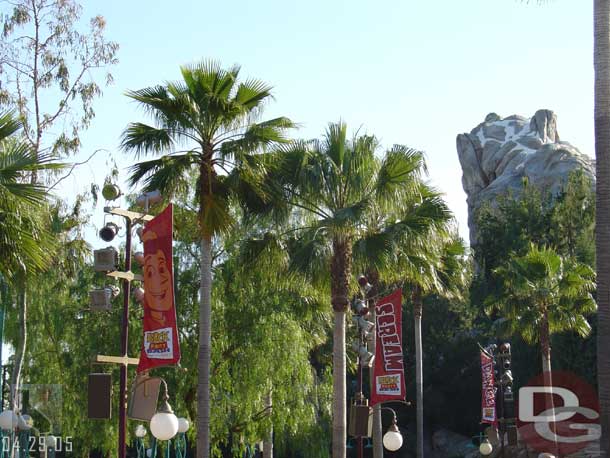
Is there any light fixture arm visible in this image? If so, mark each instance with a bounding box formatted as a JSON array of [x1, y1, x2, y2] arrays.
[[378, 406, 398, 429], [158, 379, 174, 415]]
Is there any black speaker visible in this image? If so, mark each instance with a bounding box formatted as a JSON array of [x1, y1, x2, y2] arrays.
[[88, 373, 112, 419], [349, 404, 371, 437]]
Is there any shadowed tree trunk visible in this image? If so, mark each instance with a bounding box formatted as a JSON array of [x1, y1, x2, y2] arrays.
[[10, 287, 25, 411], [412, 285, 424, 458], [595, 0, 610, 453], [263, 391, 273, 458], [331, 238, 351, 458], [197, 235, 212, 458]]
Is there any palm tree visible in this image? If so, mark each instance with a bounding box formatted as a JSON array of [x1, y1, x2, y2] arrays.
[[406, 234, 468, 458], [121, 60, 295, 458], [0, 111, 61, 278], [486, 244, 596, 375], [595, 0, 610, 452], [257, 121, 451, 458], [0, 110, 62, 411]]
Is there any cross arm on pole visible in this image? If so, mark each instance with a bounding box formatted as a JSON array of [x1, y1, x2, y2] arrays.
[[104, 206, 154, 223], [94, 354, 140, 366]]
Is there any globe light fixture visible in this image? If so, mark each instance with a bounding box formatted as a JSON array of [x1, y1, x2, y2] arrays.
[[177, 417, 190, 433], [0, 410, 18, 430], [17, 414, 33, 430], [102, 183, 122, 201], [382, 422, 403, 451], [479, 438, 493, 455], [150, 380, 179, 441], [99, 222, 120, 242], [135, 424, 147, 438]]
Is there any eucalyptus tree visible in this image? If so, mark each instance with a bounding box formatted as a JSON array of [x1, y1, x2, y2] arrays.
[[486, 244, 596, 375], [121, 60, 295, 458], [253, 121, 452, 458], [0, 0, 118, 171]]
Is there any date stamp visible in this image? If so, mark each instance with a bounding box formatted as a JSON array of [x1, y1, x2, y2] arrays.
[[2, 435, 73, 452]]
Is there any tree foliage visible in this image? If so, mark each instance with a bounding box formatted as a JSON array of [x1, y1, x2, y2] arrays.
[[0, 0, 118, 159]]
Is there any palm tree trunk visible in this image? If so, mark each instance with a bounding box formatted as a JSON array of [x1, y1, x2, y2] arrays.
[[10, 287, 26, 411], [412, 285, 424, 458], [331, 238, 351, 458], [263, 391, 273, 458], [540, 310, 559, 455], [197, 235, 212, 458], [595, 1, 610, 453]]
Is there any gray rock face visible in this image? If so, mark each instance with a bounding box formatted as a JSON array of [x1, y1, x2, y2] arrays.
[[456, 109, 594, 245]]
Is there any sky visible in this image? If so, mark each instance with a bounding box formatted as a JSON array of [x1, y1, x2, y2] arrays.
[[48, 0, 593, 247]]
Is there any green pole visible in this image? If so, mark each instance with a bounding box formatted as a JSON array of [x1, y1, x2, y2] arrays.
[[174, 433, 187, 458]]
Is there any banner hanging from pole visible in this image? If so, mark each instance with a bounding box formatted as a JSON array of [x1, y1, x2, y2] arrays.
[[137, 204, 181, 373], [371, 289, 406, 405], [480, 349, 497, 425]]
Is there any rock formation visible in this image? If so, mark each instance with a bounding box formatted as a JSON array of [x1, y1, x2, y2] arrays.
[[456, 109, 594, 245]]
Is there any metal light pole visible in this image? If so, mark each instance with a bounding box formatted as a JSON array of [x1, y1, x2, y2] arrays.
[[94, 201, 153, 458], [118, 216, 132, 458]]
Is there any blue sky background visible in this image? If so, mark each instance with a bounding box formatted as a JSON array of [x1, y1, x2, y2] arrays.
[[50, 0, 593, 246]]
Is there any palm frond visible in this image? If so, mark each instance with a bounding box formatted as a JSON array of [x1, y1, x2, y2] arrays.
[[120, 123, 175, 157], [128, 153, 195, 196], [0, 111, 23, 141]]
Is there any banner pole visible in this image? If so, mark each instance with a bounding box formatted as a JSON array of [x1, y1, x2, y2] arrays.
[[119, 217, 132, 458]]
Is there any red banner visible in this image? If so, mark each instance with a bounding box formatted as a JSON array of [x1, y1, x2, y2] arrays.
[[480, 350, 497, 425], [371, 289, 406, 406], [137, 204, 181, 373]]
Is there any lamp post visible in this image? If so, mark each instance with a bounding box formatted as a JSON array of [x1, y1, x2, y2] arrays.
[[150, 384, 179, 441], [135, 424, 147, 458], [378, 407, 403, 452], [92, 186, 155, 458], [175, 418, 190, 458]]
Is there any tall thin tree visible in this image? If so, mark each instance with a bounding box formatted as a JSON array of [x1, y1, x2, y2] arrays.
[[257, 122, 452, 457], [595, 0, 610, 453], [121, 60, 295, 458]]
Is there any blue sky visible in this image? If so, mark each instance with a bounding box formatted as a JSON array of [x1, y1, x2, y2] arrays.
[[55, 0, 593, 245]]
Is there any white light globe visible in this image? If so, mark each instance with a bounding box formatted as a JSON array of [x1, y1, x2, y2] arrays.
[[150, 411, 179, 440], [538, 454, 556, 458], [177, 417, 190, 433], [0, 410, 18, 430], [135, 424, 147, 438], [479, 439, 493, 456], [383, 429, 403, 451], [18, 414, 33, 430], [45, 435, 57, 450]]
